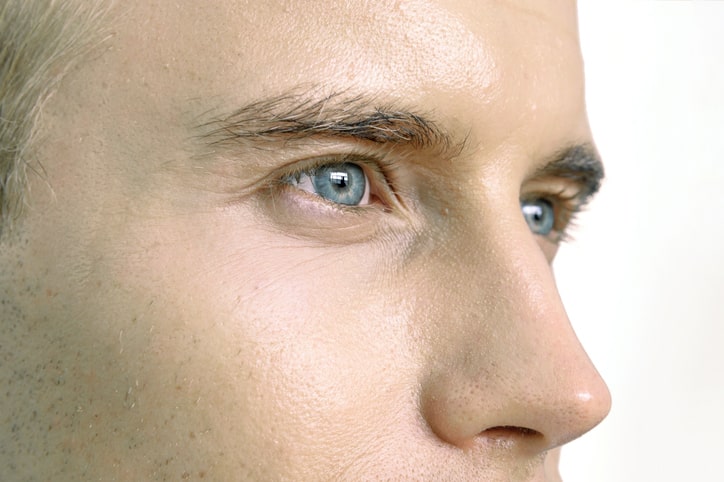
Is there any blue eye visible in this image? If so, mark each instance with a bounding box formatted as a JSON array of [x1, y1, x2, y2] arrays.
[[289, 162, 370, 206], [521, 198, 555, 236]]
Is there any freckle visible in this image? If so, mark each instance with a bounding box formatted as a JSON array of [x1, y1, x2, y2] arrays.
[[189, 431, 195, 439]]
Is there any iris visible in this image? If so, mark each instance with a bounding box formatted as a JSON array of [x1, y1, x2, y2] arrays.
[[304, 163, 369, 206], [521, 199, 555, 236]]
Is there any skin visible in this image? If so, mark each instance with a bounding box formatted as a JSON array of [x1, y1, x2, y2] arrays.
[[0, 0, 611, 480]]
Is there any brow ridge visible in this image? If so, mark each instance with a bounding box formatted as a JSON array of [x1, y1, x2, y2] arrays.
[[196, 90, 459, 155], [195, 90, 603, 199], [536, 144, 605, 200]]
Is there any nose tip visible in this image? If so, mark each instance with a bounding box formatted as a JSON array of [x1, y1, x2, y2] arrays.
[[415, 211, 612, 457], [420, 336, 612, 452]]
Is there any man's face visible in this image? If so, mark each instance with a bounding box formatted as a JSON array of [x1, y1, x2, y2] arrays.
[[2, 0, 610, 479]]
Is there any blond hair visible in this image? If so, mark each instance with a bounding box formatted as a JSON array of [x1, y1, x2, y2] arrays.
[[0, 0, 109, 229]]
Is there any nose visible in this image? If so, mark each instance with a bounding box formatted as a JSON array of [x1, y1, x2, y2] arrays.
[[418, 214, 611, 453]]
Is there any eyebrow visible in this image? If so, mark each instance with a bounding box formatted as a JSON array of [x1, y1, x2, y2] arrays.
[[196, 90, 460, 156], [535, 144, 605, 200], [195, 90, 604, 198]]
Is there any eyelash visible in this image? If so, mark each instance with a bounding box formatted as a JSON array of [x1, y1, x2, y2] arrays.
[[274, 153, 401, 211], [272, 154, 589, 244], [532, 189, 586, 244]]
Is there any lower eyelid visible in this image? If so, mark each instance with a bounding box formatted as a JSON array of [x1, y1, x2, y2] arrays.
[[275, 181, 374, 215], [253, 181, 406, 245]]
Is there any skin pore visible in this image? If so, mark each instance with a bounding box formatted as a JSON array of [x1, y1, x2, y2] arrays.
[[0, 0, 610, 480]]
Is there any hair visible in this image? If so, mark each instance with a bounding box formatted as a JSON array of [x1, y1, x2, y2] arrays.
[[0, 0, 110, 231]]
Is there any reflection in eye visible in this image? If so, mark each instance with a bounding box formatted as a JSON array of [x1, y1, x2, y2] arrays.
[[286, 162, 371, 206], [521, 198, 555, 236]]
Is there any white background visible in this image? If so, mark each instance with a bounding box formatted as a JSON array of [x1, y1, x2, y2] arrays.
[[558, 2, 724, 481]]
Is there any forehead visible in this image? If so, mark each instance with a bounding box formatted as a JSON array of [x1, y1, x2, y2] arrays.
[[60, 0, 588, 181], [104, 0, 583, 132]]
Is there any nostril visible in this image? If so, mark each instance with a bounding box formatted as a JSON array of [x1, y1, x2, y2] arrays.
[[483, 425, 540, 437], [479, 426, 542, 448]]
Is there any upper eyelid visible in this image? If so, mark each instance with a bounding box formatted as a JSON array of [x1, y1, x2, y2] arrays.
[[284, 154, 382, 178], [522, 174, 594, 206], [267, 148, 381, 174]]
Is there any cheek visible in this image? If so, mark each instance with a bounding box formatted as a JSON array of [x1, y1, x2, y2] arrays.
[[97, 212, 425, 475]]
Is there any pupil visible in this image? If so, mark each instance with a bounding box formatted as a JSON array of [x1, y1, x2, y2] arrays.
[[329, 171, 349, 188], [533, 208, 544, 223]]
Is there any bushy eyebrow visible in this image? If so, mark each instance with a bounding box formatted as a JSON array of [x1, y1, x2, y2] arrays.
[[195, 90, 461, 156], [535, 144, 605, 200]]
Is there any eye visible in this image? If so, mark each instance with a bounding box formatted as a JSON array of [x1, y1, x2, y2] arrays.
[[521, 198, 555, 236], [285, 162, 371, 206]]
